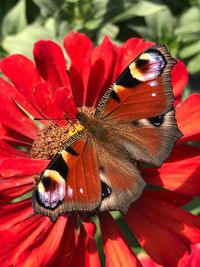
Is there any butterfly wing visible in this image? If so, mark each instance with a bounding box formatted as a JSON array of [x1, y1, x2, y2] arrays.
[[96, 141, 146, 213], [32, 133, 101, 222], [95, 45, 182, 167], [96, 45, 175, 120]]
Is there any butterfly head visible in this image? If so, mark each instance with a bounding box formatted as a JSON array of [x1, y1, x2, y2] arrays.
[[68, 121, 84, 137]]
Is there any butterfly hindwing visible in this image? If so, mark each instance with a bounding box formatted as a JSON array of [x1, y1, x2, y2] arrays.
[[33, 133, 101, 222], [96, 141, 146, 213]]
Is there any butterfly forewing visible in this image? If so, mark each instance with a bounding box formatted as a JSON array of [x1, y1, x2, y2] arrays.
[[95, 45, 182, 167], [95, 45, 175, 120], [33, 133, 101, 222]]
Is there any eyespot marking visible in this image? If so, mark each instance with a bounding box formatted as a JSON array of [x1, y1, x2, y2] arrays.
[[42, 177, 51, 189], [149, 115, 164, 127], [37, 170, 66, 209], [129, 50, 166, 82], [101, 182, 112, 200]]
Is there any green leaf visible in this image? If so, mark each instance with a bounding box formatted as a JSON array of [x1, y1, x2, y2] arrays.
[[128, 24, 153, 40], [98, 23, 119, 42], [145, 8, 175, 40], [175, 22, 200, 35], [32, 0, 64, 15], [111, 1, 166, 23], [187, 53, 200, 74], [1, 0, 27, 36], [179, 6, 200, 24], [130, 1, 166, 17], [2, 22, 56, 58], [175, 7, 200, 35], [180, 40, 200, 58]]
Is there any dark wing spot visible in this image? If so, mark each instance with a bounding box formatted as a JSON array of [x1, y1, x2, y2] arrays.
[[101, 182, 112, 199], [135, 59, 149, 72], [66, 146, 79, 156], [115, 68, 140, 88], [110, 90, 120, 102], [42, 176, 51, 189], [149, 115, 164, 127], [47, 154, 68, 179], [132, 121, 139, 126]]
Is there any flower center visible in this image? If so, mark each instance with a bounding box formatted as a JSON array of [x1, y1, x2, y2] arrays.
[[31, 107, 95, 160], [31, 122, 71, 160]]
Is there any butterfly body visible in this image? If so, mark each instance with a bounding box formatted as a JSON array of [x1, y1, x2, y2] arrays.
[[32, 45, 182, 222]]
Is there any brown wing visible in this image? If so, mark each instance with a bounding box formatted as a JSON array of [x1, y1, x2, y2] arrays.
[[101, 109, 181, 167], [96, 140, 146, 213], [32, 133, 101, 222], [95, 45, 175, 121], [95, 45, 182, 167]]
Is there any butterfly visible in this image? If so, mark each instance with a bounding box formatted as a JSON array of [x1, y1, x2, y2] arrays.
[[32, 45, 182, 222]]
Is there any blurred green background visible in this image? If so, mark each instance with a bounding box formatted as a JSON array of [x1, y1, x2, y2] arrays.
[[0, 0, 200, 94]]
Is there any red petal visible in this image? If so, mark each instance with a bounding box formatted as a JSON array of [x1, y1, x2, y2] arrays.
[[0, 77, 42, 119], [0, 124, 34, 146], [33, 82, 66, 126], [0, 158, 48, 177], [71, 221, 101, 267], [54, 87, 78, 119], [64, 32, 93, 106], [99, 212, 142, 267], [50, 217, 78, 266], [176, 94, 200, 142], [138, 253, 162, 267], [184, 245, 200, 267], [143, 145, 200, 196], [0, 55, 41, 104], [86, 36, 117, 106], [130, 196, 200, 244], [172, 61, 188, 105], [0, 176, 33, 204], [0, 90, 38, 140], [0, 214, 51, 266], [33, 40, 71, 93], [143, 189, 192, 206], [0, 199, 33, 230], [0, 140, 30, 158], [166, 144, 200, 162], [17, 216, 68, 267], [113, 38, 154, 80], [125, 199, 192, 267]]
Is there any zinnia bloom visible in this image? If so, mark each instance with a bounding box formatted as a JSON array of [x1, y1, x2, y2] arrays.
[[0, 32, 200, 267]]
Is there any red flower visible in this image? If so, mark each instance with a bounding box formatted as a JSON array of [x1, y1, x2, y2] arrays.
[[138, 244, 200, 267], [0, 32, 200, 267]]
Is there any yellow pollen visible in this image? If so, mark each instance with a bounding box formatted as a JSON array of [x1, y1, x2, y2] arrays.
[[68, 122, 84, 137]]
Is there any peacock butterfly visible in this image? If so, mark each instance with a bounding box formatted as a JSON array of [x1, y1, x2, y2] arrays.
[[32, 45, 182, 222]]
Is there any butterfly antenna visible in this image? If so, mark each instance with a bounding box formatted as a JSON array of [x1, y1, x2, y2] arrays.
[[34, 114, 80, 132], [34, 118, 66, 121], [63, 113, 82, 133]]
